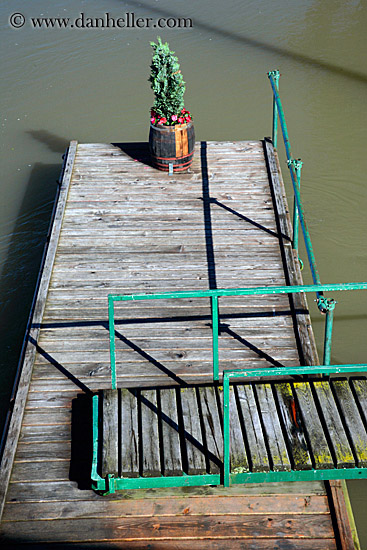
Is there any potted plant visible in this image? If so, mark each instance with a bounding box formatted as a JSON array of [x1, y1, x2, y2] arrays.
[[149, 37, 195, 172]]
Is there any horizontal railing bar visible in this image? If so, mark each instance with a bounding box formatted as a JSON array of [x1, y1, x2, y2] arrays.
[[109, 282, 367, 302], [223, 364, 367, 380]]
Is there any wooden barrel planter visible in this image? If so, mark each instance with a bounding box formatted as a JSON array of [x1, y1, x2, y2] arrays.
[[149, 122, 195, 172]]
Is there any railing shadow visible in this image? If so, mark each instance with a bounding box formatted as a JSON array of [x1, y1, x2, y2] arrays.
[[219, 323, 286, 369], [114, 330, 188, 386], [29, 336, 92, 394], [208, 197, 289, 240], [201, 141, 217, 290]]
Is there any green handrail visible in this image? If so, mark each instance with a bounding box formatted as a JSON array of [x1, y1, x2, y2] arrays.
[[223, 364, 367, 487], [268, 70, 321, 287], [267, 70, 349, 365], [108, 282, 367, 388]]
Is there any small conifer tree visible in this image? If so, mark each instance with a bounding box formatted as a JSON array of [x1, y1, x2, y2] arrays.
[[149, 37, 192, 126]]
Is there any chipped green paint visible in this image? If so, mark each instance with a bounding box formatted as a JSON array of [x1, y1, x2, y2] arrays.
[[232, 466, 250, 474]]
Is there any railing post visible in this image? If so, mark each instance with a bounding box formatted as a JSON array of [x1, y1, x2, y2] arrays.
[[318, 296, 337, 366], [212, 295, 219, 381], [223, 372, 231, 487], [108, 296, 117, 390], [268, 70, 280, 148], [288, 159, 303, 252]]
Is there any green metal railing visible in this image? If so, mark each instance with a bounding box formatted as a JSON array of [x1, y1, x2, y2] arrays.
[[268, 70, 318, 268], [267, 69, 351, 365], [108, 282, 367, 388]]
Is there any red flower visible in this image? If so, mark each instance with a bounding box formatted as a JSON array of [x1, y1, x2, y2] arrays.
[[178, 116, 184, 123], [158, 117, 167, 125]]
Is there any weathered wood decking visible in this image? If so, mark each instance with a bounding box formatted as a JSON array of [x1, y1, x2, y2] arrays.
[[34, 140, 313, 388], [0, 140, 356, 548]]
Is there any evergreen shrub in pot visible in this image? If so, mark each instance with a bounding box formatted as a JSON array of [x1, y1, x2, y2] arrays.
[[149, 37, 195, 172]]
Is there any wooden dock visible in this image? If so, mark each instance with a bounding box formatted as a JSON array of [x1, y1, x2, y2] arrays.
[[0, 139, 358, 548]]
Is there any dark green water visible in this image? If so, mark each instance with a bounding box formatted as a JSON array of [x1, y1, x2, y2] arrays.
[[1, 0, 366, 543]]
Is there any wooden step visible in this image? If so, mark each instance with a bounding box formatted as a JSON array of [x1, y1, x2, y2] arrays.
[[99, 376, 367, 479]]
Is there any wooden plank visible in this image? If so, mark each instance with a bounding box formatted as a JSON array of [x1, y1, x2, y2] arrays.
[[15, 441, 71, 461], [273, 382, 313, 470], [219, 385, 249, 472], [331, 379, 367, 467], [140, 390, 161, 477], [10, 460, 70, 483], [48, 266, 286, 282], [50, 253, 282, 266], [328, 480, 357, 550], [3, 493, 330, 522], [37, 324, 296, 342], [180, 388, 206, 474], [293, 382, 334, 469], [0, 141, 78, 521], [4, 479, 328, 504], [198, 387, 223, 474], [255, 383, 291, 471], [18, 424, 71, 443], [32, 350, 299, 372], [159, 389, 182, 476], [25, 391, 77, 409], [236, 384, 270, 472], [2, 493, 331, 521], [37, 336, 297, 353], [0, 513, 335, 543], [29, 368, 301, 394], [350, 378, 367, 425], [0, 539, 338, 550], [120, 388, 139, 477], [55, 244, 281, 255], [313, 381, 355, 468], [22, 409, 71, 425]]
